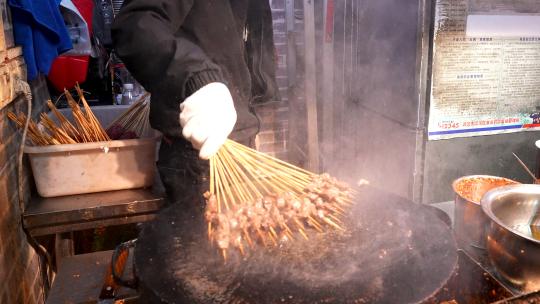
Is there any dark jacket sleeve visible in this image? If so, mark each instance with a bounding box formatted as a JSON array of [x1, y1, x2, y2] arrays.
[[111, 0, 224, 102]]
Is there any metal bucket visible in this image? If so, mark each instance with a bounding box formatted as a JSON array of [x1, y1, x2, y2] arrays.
[[482, 184, 540, 292], [452, 175, 519, 253]]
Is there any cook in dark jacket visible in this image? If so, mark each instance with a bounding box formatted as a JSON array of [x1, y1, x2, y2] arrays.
[[112, 0, 280, 212]]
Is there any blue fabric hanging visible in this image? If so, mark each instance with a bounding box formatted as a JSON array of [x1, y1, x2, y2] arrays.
[[8, 0, 73, 80]]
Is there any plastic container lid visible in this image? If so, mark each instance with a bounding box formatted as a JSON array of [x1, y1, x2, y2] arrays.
[[123, 83, 134, 91]]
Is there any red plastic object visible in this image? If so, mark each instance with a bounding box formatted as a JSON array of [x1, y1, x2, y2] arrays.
[[48, 56, 90, 92], [72, 0, 94, 34], [47, 0, 94, 92]]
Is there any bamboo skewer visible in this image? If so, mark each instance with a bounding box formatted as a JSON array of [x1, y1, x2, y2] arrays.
[[47, 100, 81, 141], [512, 152, 537, 182], [222, 144, 272, 195], [106, 93, 151, 138], [75, 84, 110, 142], [243, 229, 254, 248], [218, 148, 259, 201], [267, 231, 278, 246], [8, 112, 50, 145], [228, 147, 304, 195], [256, 228, 267, 246], [39, 113, 77, 144]]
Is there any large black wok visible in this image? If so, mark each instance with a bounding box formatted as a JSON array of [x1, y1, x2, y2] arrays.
[[134, 186, 457, 303]]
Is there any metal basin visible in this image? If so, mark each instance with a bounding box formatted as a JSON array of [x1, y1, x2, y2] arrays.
[[481, 184, 540, 292], [452, 175, 519, 252]]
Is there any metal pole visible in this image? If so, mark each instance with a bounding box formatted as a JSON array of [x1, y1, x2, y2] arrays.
[[322, 0, 335, 168], [348, 0, 355, 99], [303, 0, 320, 172], [342, 0, 347, 96], [412, 0, 433, 204], [286, 0, 297, 87]]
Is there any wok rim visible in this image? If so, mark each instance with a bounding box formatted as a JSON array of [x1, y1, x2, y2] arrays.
[[481, 184, 540, 245]]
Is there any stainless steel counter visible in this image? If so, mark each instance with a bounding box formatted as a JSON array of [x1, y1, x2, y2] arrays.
[[23, 188, 165, 236]]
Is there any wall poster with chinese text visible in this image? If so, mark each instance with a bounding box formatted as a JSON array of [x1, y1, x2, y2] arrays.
[[428, 0, 540, 140]]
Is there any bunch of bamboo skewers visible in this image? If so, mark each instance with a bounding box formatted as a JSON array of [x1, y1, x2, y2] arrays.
[[205, 139, 354, 260], [106, 93, 151, 139], [8, 85, 152, 145], [8, 84, 110, 145]]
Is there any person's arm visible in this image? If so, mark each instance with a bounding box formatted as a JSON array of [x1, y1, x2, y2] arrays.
[[112, 0, 236, 159], [111, 0, 224, 101]]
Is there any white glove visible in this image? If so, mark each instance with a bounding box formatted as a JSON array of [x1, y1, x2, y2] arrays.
[[179, 82, 237, 160]]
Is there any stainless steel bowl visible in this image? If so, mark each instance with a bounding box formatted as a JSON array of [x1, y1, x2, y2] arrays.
[[452, 175, 519, 252], [482, 184, 540, 292]]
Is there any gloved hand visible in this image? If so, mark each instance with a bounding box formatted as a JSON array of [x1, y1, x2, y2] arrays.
[[179, 82, 237, 160]]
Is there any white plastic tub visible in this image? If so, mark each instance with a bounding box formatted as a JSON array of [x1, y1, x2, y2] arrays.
[[25, 137, 158, 197], [25, 105, 159, 197]]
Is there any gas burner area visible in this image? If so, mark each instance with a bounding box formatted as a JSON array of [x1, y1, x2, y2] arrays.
[[431, 250, 512, 303]]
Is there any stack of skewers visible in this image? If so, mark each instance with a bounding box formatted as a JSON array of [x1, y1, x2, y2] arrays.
[[8, 84, 110, 145], [8, 85, 152, 145], [106, 93, 151, 139], [205, 139, 354, 260]]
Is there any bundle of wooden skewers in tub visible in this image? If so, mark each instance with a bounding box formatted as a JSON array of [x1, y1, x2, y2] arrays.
[[7, 84, 151, 145], [205, 139, 363, 260]]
